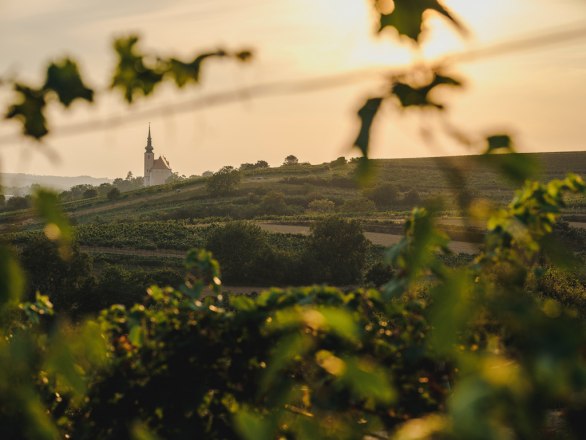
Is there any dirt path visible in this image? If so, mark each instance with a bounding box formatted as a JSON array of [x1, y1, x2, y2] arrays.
[[258, 223, 480, 253]]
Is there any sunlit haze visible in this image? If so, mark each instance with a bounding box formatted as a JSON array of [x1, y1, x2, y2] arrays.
[[1, 0, 585, 179]]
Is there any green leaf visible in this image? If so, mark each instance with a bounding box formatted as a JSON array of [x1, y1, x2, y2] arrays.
[[45, 336, 86, 398], [5, 83, 48, 139], [131, 421, 160, 440], [319, 308, 360, 343], [128, 324, 144, 348], [378, 0, 465, 42], [261, 333, 312, 392], [33, 189, 73, 257], [354, 97, 383, 158], [235, 49, 254, 62], [110, 35, 164, 103], [480, 134, 539, 184], [167, 50, 227, 88], [230, 295, 256, 312], [486, 134, 513, 153], [391, 72, 463, 110], [427, 270, 474, 354], [44, 58, 94, 107], [234, 408, 274, 440], [341, 357, 396, 404], [0, 245, 25, 309]]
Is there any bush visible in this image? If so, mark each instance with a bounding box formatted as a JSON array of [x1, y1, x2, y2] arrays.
[[83, 188, 98, 199], [206, 166, 241, 196], [365, 261, 394, 287], [107, 187, 121, 200], [364, 183, 399, 209], [5, 195, 30, 211], [205, 221, 271, 283], [307, 198, 335, 213], [259, 191, 289, 215], [283, 154, 299, 166], [304, 217, 368, 285]]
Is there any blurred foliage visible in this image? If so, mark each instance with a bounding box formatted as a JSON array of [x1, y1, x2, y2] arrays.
[[4, 35, 252, 139], [1, 1, 586, 439], [376, 0, 465, 42], [1, 174, 585, 438]]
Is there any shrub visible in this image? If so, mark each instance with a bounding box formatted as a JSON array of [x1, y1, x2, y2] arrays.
[[259, 191, 289, 215], [83, 188, 98, 199], [283, 154, 299, 166], [5, 195, 30, 211], [205, 221, 271, 283], [107, 187, 121, 200], [206, 166, 241, 196], [307, 198, 335, 213], [364, 183, 399, 209], [304, 217, 368, 285]]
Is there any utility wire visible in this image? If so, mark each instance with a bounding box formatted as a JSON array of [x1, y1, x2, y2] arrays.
[[1, 20, 586, 145]]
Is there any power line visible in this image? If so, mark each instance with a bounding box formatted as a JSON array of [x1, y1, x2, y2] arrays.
[[1, 20, 586, 145]]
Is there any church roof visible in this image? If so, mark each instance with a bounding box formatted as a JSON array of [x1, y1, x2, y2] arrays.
[[151, 156, 171, 170], [145, 124, 154, 153]]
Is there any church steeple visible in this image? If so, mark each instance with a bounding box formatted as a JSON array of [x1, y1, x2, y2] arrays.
[[145, 123, 154, 153]]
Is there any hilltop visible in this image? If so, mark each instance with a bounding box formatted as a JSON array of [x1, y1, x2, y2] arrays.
[[1, 172, 111, 194], [2, 151, 585, 228]]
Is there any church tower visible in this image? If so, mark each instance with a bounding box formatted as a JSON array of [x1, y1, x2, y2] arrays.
[[144, 124, 154, 186]]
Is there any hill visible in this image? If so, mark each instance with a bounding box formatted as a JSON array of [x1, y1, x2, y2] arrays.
[[1, 172, 111, 194], [2, 151, 585, 227]]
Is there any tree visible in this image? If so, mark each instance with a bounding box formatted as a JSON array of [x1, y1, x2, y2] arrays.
[[205, 166, 241, 196], [330, 156, 347, 167], [205, 221, 271, 282], [255, 160, 269, 168], [364, 183, 399, 209], [107, 187, 121, 200], [165, 172, 185, 184], [83, 188, 98, 199], [6, 195, 30, 211], [18, 236, 94, 313], [304, 217, 368, 285], [283, 155, 299, 166], [259, 191, 288, 215]]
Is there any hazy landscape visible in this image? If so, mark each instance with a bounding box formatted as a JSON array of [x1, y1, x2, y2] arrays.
[[1, 1, 586, 439]]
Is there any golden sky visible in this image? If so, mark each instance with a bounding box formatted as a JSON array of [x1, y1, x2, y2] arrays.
[[1, 0, 585, 178]]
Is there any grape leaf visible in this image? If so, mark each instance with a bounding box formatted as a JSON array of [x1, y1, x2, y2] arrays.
[[110, 35, 164, 103], [354, 97, 383, 158], [44, 58, 94, 107], [168, 50, 227, 88], [5, 84, 48, 139], [378, 0, 465, 42], [391, 72, 463, 110]]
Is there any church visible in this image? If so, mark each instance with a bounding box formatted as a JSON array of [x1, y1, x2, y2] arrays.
[[143, 125, 173, 186]]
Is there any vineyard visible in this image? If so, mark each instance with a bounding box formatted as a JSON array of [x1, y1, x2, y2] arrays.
[[2, 1, 586, 439]]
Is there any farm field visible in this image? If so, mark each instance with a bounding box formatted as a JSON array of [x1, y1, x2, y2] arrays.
[[3, 151, 585, 319]]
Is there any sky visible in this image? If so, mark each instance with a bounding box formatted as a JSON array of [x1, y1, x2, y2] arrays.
[[0, 0, 585, 179]]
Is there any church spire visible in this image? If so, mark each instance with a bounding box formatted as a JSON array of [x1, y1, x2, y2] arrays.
[[145, 123, 154, 153]]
